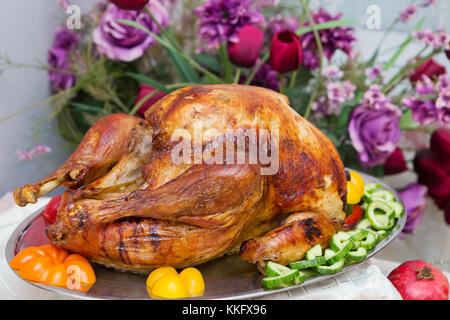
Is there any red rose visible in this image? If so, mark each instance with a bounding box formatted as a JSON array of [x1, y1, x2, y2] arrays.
[[384, 148, 408, 175], [228, 26, 264, 68], [269, 30, 302, 73], [430, 128, 450, 160], [135, 84, 166, 116], [110, 0, 149, 10], [409, 58, 446, 82]]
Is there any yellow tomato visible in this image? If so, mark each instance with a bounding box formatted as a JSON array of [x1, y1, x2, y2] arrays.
[[347, 170, 365, 204], [146, 266, 178, 289], [150, 275, 190, 299], [179, 267, 205, 297]]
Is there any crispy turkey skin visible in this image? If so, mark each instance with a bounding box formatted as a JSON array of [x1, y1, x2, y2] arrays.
[[14, 85, 346, 272]]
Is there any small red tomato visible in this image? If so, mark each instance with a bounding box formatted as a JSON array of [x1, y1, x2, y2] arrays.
[[42, 195, 62, 224]]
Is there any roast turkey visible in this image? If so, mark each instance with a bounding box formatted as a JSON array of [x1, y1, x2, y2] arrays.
[[14, 84, 347, 272]]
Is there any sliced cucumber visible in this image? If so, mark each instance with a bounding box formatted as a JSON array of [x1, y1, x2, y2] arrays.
[[346, 247, 368, 264], [306, 244, 322, 260], [293, 271, 308, 285], [262, 269, 299, 289], [330, 231, 351, 251], [364, 183, 382, 194], [325, 241, 352, 265], [356, 218, 372, 230], [367, 201, 395, 230], [386, 200, 404, 218], [369, 190, 395, 202], [289, 257, 326, 270], [316, 259, 345, 275], [265, 261, 292, 277], [348, 229, 369, 241], [376, 230, 388, 241], [359, 229, 379, 250]]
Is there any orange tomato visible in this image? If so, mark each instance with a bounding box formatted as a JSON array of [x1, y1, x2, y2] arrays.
[[10, 245, 96, 292]]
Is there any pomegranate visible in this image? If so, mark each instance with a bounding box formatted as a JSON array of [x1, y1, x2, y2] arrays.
[[388, 260, 449, 300]]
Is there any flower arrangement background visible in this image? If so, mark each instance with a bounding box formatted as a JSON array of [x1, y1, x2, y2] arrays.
[[0, 0, 449, 232]]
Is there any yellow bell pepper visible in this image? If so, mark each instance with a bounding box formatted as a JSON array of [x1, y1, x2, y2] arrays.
[[146, 266, 205, 299], [347, 170, 365, 204]]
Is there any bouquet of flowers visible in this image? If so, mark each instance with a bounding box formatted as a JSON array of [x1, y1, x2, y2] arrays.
[[1, 0, 449, 231]]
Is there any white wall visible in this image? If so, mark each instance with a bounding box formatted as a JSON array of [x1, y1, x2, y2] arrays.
[[0, 0, 448, 196]]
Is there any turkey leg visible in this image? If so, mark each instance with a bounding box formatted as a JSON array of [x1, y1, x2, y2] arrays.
[[14, 114, 147, 206]]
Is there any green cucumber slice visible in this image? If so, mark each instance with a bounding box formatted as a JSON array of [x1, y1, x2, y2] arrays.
[[289, 257, 326, 270], [348, 229, 369, 241], [356, 218, 372, 230], [346, 247, 368, 264], [330, 231, 351, 251], [262, 269, 299, 289], [359, 229, 379, 250], [369, 190, 395, 202], [265, 261, 292, 277], [293, 271, 308, 285], [367, 201, 395, 230], [306, 244, 323, 260], [386, 200, 405, 218], [376, 230, 388, 240], [325, 241, 353, 265], [316, 259, 345, 275]]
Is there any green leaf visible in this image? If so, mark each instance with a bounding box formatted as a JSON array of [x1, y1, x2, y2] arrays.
[[297, 19, 358, 36], [163, 30, 199, 83], [71, 102, 106, 113], [126, 72, 170, 93], [195, 54, 222, 73], [399, 109, 420, 130], [383, 18, 425, 71], [337, 105, 353, 128]]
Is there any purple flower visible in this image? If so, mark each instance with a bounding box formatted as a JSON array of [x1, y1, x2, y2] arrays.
[[349, 86, 402, 167], [322, 65, 343, 79], [93, 1, 168, 62], [301, 8, 356, 70], [268, 15, 299, 34], [47, 28, 80, 92], [194, 0, 265, 48], [436, 90, 450, 109], [437, 75, 450, 92], [415, 75, 435, 96], [413, 28, 450, 50], [249, 62, 280, 91], [399, 5, 417, 23], [408, 99, 440, 125], [53, 28, 80, 50], [365, 65, 384, 82], [326, 80, 355, 105], [422, 0, 436, 7], [398, 183, 428, 234], [48, 47, 76, 91], [17, 144, 51, 161]]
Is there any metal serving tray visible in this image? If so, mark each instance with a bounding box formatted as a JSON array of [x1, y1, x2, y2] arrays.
[[5, 172, 405, 299]]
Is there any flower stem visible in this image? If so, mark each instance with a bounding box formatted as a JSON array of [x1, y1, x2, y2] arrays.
[[289, 71, 298, 89], [144, 6, 182, 52], [301, 0, 323, 120], [218, 43, 233, 83], [129, 89, 160, 115], [244, 51, 269, 85], [279, 74, 285, 93], [233, 68, 242, 84]]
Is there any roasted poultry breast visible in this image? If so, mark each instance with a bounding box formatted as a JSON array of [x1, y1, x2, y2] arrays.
[[14, 84, 347, 272]]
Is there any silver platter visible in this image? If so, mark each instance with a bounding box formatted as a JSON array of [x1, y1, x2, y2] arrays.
[[5, 172, 405, 300]]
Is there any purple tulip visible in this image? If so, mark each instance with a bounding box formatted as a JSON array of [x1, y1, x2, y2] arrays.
[[398, 183, 428, 234], [93, 1, 168, 62]]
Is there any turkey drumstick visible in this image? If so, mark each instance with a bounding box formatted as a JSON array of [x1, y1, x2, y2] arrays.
[[14, 114, 147, 206]]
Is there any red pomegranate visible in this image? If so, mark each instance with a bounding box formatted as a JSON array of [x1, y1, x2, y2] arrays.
[[388, 260, 449, 300]]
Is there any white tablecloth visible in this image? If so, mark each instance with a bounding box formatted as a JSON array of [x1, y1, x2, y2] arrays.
[[0, 193, 447, 300]]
